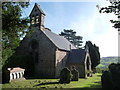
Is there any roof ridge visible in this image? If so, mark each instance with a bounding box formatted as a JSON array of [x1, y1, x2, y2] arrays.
[[43, 28, 76, 51]]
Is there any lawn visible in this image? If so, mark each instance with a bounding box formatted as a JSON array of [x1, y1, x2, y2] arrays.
[[2, 73, 102, 89]]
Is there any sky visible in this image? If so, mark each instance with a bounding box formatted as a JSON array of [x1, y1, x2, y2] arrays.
[[22, 1, 118, 57]]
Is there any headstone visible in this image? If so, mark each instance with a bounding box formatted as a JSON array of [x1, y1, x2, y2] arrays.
[[71, 66, 79, 81], [59, 67, 71, 84], [101, 71, 113, 89]]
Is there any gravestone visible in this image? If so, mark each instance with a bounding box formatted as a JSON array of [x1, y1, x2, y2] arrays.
[[101, 71, 113, 89], [59, 67, 72, 84], [3, 67, 25, 83], [71, 66, 79, 81]]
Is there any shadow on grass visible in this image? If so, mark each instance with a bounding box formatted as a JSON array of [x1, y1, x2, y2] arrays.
[[83, 81, 102, 89], [33, 81, 60, 87]]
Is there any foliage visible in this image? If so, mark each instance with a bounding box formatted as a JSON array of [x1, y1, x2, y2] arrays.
[[2, 73, 102, 88], [96, 67, 103, 73], [85, 41, 100, 70], [97, 56, 118, 69], [2, 2, 30, 69], [59, 29, 83, 48], [99, 0, 120, 29]]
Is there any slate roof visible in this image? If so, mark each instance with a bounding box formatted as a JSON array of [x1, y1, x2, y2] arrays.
[[67, 49, 86, 64], [43, 28, 77, 51], [29, 3, 45, 17]]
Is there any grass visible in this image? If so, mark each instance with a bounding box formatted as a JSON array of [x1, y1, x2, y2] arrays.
[[1, 73, 102, 89]]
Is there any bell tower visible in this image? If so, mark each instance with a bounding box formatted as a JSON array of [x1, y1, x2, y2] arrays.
[[29, 3, 45, 31]]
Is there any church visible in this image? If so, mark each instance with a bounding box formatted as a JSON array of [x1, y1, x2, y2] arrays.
[[15, 3, 92, 78]]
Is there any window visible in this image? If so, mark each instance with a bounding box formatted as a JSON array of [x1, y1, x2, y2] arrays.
[[36, 15, 39, 24], [31, 16, 35, 25], [35, 52, 39, 63]]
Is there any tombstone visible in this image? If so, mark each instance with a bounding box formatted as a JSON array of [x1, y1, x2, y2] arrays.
[[59, 67, 72, 84], [3, 67, 25, 83], [71, 66, 79, 81], [101, 71, 113, 89], [109, 63, 120, 89]]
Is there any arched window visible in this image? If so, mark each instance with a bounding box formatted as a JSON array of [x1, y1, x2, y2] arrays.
[[36, 15, 39, 24], [31, 16, 35, 25], [35, 52, 39, 63], [30, 40, 39, 63], [31, 40, 38, 50]]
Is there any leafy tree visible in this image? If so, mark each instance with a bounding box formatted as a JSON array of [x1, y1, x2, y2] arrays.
[[85, 41, 100, 70], [2, 2, 30, 69], [98, 0, 120, 30], [59, 29, 83, 48]]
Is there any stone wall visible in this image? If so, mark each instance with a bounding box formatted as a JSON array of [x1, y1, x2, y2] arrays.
[[67, 64, 85, 78], [33, 30, 56, 78], [55, 49, 69, 78], [14, 29, 70, 78]]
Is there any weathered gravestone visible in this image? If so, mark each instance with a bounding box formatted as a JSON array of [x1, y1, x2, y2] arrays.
[[59, 67, 72, 84], [109, 63, 120, 89], [101, 71, 113, 89], [71, 66, 79, 81], [2, 67, 25, 83]]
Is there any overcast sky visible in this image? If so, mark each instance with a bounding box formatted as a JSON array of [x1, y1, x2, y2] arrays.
[[22, 1, 118, 57]]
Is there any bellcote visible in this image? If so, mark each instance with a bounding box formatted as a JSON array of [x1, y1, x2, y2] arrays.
[[29, 3, 45, 31]]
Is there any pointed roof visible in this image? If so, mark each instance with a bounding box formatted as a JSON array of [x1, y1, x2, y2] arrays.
[[67, 49, 87, 64], [43, 28, 77, 51], [29, 3, 45, 17]]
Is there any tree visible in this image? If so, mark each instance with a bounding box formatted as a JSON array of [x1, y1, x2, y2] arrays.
[[98, 0, 120, 30], [85, 41, 100, 70], [59, 29, 83, 48], [2, 2, 30, 69]]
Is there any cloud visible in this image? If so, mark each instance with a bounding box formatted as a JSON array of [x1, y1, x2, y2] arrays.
[[69, 3, 118, 57]]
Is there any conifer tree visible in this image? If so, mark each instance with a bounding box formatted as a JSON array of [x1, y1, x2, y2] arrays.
[[59, 29, 83, 48]]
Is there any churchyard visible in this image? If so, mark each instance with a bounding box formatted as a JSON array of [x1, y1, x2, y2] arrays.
[[2, 73, 101, 89]]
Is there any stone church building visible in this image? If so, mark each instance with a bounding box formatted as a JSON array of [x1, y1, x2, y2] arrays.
[[15, 3, 92, 78]]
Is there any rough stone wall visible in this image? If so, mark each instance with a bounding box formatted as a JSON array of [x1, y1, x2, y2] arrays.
[[33, 30, 56, 78], [55, 49, 69, 78], [15, 29, 57, 78], [15, 28, 40, 56]]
